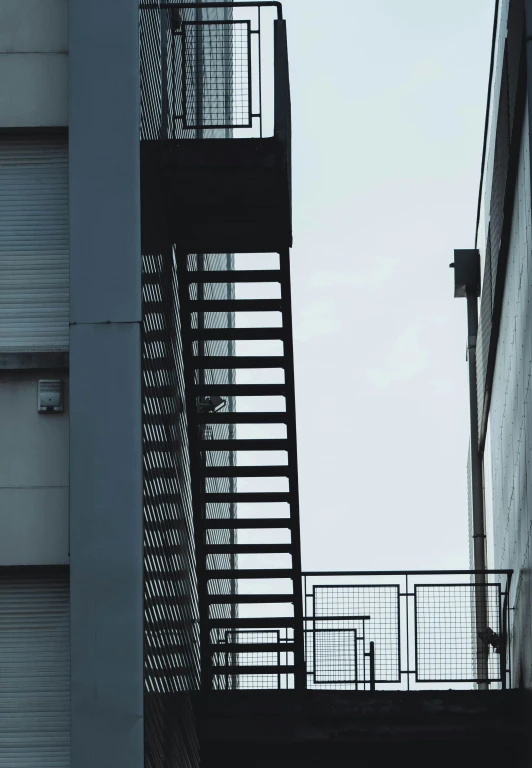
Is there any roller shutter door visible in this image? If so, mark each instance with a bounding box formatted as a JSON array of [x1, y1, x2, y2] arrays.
[[0, 137, 69, 351], [0, 569, 70, 766]]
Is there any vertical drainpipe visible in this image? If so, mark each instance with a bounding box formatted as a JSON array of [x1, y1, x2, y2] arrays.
[[451, 249, 489, 690]]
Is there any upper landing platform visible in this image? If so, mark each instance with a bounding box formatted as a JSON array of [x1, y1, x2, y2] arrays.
[[140, 3, 292, 254]]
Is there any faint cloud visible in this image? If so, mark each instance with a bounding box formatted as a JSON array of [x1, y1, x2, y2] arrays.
[[368, 325, 429, 389], [294, 258, 397, 343], [432, 379, 457, 396], [307, 257, 397, 291], [294, 298, 342, 343]]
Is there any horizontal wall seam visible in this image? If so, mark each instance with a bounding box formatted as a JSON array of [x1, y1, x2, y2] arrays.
[[0, 485, 68, 490], [70, 320, 141, 326], [0, 51, 68, 56]]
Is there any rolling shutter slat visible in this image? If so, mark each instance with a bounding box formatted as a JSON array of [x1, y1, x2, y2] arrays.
[[0, 138, 69, 351]]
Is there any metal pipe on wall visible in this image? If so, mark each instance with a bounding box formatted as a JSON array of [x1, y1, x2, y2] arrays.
[[452, 249, 489, 690], [466, 291, 489, 690]]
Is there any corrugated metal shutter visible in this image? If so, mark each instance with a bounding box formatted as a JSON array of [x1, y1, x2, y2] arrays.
[[0, 138, 69, 351], [0, 569, 70, 767]]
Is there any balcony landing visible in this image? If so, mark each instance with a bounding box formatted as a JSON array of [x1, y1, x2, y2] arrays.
[[141, 137, 292, 254], [194, 689, 526, 768]]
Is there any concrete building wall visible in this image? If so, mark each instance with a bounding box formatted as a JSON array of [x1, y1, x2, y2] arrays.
[[69, 0, 143, 764], [0, 0, 68, 127], [0, 373, 69, 565]]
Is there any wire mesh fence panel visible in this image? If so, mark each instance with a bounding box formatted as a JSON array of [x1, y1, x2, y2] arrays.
[[312, 586, 400, 684], [414, 584, 502, 683], [183, 21, 251, 128], [312, 628, 358, 684]]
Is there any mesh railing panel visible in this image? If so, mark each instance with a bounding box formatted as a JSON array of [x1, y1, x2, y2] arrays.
[[183, 21, 251, 128], [415, 583, 502, 682], [303, 573, 511, 690], [313, 629, 358, 684], [310, 586, 400, 684]]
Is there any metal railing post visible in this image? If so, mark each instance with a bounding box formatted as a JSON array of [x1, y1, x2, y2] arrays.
[[369, 642, 376, 691], [405, 574, 410, 691]]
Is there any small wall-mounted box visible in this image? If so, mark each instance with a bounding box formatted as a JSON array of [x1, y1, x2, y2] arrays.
[[38, 380, 64, 413], [452, 249, 481, 298]]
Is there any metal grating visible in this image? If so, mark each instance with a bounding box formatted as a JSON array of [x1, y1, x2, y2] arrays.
[[415, 583, 502, 683], [183, 21, 251, 129]]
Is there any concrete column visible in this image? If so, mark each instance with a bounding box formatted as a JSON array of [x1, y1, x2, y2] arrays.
[[69, 1, 143, 766]]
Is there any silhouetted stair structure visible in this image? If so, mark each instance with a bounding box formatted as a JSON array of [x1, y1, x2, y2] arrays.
[[140, 7, 291, 256], [178, 252, 305, 690]]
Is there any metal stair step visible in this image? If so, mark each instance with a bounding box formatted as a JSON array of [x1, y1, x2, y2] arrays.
[[145, 544, 182, 556], [206, 569, 294, 580], [194, 355, 286, 369], [144, 439, 179, 451], [194, 383, 286, 397], [190, 328, 285, 341], [144, 357, 173, 372], [208, 594, 294, 605], [204, 543, 293, 555], [144, 493, 181, 504], [208, 617, 296, 628], [143, 300, 166, 315], [202, 492, 291, 504], [203, 517, 292, 529], [200, 439, 288, 451], [210, 643, 295, 654], [142, 273, 163, 286], [144, 413, 180, 425], [210, 665, 296, 676], [202, 465, 290, 478], [188, 299, 282, 313], [144, 385, 175, 398], [143, 330, 167, 343], [144, 466, 178, 480], [185, 270, 281, 284], [197, 412, 288, 425]]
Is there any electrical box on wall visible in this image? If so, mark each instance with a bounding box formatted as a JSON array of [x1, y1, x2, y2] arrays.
[[452, 249, 481, 298], [38, 380, 64, 413]]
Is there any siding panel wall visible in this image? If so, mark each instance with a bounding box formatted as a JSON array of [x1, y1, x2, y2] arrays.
[[477, 0, 525, 436], [487, 98, 532, 687]]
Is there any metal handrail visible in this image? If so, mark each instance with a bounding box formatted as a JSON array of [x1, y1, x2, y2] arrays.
[[303, 570, 513, 577], [140, 3, 283, 20]]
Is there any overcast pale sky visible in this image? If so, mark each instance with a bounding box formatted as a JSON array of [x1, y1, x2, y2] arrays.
[[275, 0, 496, 572]]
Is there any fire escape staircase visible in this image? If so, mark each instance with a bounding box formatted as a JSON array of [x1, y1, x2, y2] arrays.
[[177, 254, 305, 690], [140, 1, 303, 689]]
